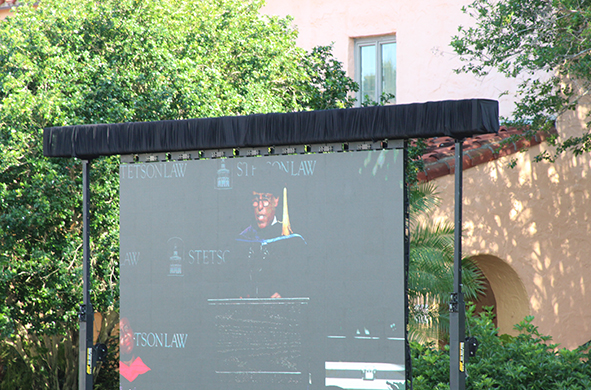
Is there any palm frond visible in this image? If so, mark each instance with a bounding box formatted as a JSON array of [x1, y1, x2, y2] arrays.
[[408, 182, 441, 228], [408, 182, 485, 341]]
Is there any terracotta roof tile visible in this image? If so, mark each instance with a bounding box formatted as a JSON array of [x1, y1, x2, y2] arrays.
[[466, 147, 495, 166], [424, 161, 452, 181], [416, 127, 556, 182]]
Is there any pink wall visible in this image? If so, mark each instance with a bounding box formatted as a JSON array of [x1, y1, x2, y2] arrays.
[[0, 7, 11, 20], [262, 0, 520, 118]]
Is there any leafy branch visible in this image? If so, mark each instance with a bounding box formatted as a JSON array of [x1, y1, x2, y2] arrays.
[[451, 0, 591, 161]]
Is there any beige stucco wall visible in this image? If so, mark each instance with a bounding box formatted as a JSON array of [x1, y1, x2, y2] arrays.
[[0, 7, 11, 20], [262, 0, 521, 118], [431, 118, 591, 348]]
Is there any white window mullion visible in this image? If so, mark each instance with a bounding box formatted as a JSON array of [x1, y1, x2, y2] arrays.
[[354, 35, 396, 106]]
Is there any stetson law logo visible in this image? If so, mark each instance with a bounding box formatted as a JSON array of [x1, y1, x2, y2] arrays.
[[121, 251, 140, 266], [215, 160, 232, 189], [167, 237, 184, 277], [134, 331, 188, 349]]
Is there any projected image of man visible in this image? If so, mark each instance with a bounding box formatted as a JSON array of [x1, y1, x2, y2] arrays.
[[237, 180, 306, 298], [226, 181, 312, 387], [253, 192, 280, 232]]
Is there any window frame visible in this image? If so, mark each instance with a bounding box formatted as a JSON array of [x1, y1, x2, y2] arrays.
[[354, 35, 397, 106]]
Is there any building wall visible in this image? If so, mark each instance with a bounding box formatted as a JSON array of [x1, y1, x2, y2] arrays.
[[1, 6, 11, 20], [431, 115, 591, 349], [262, 0, 520, 118]]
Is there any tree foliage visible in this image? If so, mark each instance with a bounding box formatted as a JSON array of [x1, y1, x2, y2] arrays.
[[0, 0, 357, 387], [451, 0, 591, 160]]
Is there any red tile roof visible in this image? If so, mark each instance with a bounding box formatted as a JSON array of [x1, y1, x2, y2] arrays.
[[0, 0, 17, 7], [416, 127, 555, 182]]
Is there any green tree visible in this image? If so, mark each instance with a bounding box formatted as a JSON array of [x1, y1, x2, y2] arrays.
[[0, 0, 357, 388], [451, 0, 591, 161]]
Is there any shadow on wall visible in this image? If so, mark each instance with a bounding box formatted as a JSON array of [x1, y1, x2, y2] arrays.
[[472, 254, 530, 337], [451, 137, 591, 348], [471, 272, 497, 328]]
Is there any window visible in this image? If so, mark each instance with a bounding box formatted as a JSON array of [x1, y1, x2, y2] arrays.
[[354, 36, 396, 106]]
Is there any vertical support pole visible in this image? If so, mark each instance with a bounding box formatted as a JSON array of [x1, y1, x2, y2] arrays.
[[79, 159, 94, 390], [403, 141, 412, 389], [449, 139, 466, 390]]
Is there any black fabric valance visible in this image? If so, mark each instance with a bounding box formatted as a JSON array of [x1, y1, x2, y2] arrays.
[[43, 98, 498, 158]]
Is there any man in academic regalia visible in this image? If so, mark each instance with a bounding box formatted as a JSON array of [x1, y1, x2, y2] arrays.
[[236, 180, 307, 299]]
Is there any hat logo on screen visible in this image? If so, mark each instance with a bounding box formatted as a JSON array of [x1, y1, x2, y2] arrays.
[[167, 237, 184, 277], [215, 161, 232, 190]]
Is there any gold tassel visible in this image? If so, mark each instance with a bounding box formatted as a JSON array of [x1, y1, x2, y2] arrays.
[[282, 187, 293, 236]]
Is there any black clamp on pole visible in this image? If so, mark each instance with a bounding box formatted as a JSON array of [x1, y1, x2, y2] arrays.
[[78, 304, 87, 321], [449, 292, 459, 313]]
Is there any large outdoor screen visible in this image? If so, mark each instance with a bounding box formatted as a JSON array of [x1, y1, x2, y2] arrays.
[[119, 148, 406, 390]]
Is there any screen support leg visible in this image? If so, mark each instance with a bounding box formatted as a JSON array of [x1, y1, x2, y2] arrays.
[[450, 139, 466, 390], [79, 159, 94, 390]]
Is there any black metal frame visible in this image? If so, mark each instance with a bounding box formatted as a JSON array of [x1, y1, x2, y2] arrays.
[[40, 100, 496, 390], [79, 160, 94, 390], [449, 139, 466, 390], [403, 142, 413, 390]]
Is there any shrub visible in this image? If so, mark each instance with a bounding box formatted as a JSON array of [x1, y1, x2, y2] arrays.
[[411, 305, 591, 389]]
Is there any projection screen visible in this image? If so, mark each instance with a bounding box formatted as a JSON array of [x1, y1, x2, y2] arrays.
[[119, 147, 406, 390]]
